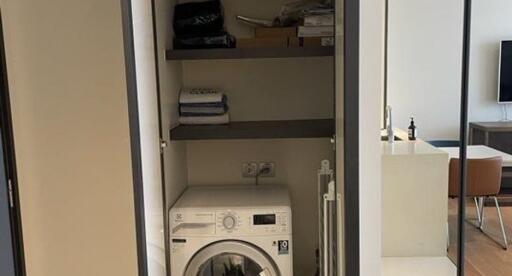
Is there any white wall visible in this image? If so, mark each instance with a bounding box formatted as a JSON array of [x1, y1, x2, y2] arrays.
[[387, 0, 512, 139], [1, 1, 138, 276], [469, 0, 512, 122], [387, 0, 463, 140], [360, 0, 385, 275]]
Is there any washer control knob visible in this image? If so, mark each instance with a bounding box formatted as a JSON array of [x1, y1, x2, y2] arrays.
[[223, 215, 236, 230]]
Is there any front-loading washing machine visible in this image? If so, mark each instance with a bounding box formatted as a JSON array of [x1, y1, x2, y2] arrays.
[[169, 185, 293, 276]]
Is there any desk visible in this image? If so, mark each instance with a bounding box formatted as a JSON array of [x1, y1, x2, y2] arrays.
[[469, 122, 512, 154], [440, 145, 512, 200], [439, 145, 512, 167]]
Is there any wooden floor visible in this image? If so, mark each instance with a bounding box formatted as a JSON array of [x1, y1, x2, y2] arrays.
[[447, 199, 512, 276]]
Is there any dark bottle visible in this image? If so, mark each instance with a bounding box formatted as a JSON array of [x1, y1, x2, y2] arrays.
[[408, 117, 417, 140]]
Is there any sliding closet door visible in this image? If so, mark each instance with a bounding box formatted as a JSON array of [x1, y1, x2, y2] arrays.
[[122, 0, 166, 275]]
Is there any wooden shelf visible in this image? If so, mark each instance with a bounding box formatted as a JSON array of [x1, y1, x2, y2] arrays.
[[169, 119, 334, 141], [165, 47, 334, 61]]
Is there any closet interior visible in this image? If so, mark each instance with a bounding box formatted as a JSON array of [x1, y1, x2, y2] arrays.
[[150, 0, 339, 274]]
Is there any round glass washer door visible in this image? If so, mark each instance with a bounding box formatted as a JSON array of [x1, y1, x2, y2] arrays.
[[184, 241, 279, 276]]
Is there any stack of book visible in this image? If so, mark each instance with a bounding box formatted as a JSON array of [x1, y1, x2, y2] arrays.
[[237, 26, 297, 49], [234, 3, 335, 49], [178, 88, 230, 125], [297, 12, 334, 47]]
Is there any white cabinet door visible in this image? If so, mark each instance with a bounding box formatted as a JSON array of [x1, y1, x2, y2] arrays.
[[128, 0, 167, 275]]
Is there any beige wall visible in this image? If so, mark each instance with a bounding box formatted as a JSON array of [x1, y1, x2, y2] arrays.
[[1, 1, 138, 276]]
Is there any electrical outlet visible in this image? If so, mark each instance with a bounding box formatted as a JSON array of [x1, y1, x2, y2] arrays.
[[242, 162, 258, 177], [258, 162, 275, 177]]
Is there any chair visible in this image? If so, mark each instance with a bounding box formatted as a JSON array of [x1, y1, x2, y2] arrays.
[[428, 140, 460, 148], [449, 157, 508, 249]]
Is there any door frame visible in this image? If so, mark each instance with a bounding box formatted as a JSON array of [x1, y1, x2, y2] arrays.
[[120, 1, 150, 276], [457, 0, 472, 275], [343, 0, 360, 275], [0, 9, 27, 276]]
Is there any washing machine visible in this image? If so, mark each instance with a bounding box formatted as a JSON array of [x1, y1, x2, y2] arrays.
[[169, 185, 293, 276]]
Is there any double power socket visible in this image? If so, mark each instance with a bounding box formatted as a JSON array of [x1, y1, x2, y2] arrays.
[[242, 162, 275, 178]]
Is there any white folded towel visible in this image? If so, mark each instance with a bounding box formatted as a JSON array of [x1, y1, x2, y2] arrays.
[[179, 88, 225, 104], [180, 105, 227, 115], [179, 113, 230, 125]]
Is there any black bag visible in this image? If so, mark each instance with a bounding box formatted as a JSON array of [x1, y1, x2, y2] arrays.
[[174, 0, 224, 37], [173, 31, 236, 49]]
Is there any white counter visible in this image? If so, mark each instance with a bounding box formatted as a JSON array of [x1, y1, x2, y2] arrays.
[[382, 257, 456, 276], [381, 128, 447, 156], [381, 129, 449, 257], [381, 140, 446, 156]]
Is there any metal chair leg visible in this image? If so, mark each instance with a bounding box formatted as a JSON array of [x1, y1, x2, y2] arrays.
[[479, 196, 486, 230], [474, 197, 482, 224], [446, 222, 450, 250], [493, 196, 508, 250]]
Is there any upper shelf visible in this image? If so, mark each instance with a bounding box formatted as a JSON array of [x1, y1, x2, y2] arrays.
[[165, 47, 334, 61], [169, 119, 334, 141]]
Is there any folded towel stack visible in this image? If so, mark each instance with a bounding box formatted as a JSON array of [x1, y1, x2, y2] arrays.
[[179, 88, 230, 125]]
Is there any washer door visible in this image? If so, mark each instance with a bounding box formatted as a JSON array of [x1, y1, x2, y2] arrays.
[[185, 241, 279, 276]]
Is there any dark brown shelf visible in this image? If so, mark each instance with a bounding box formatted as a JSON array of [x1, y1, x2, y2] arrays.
[[169, 119, 334, 140], [165, 47, 334, 61]]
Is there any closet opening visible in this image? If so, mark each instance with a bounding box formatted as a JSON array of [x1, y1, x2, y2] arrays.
[[160, 2, 336, 276], [122, 0, 354, 275]]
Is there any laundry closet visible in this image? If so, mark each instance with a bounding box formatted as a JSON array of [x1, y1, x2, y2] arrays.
[[129, 0, 344, 275]]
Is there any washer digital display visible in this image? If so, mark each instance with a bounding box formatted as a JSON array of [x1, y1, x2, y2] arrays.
[[253, 214, 276, 225]]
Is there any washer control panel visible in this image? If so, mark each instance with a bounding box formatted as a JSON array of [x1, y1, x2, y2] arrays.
[[222, 215, 237, 229], [216, 208, 291, 235]]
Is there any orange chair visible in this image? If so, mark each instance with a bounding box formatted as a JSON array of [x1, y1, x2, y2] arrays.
[[449, 157, 508, 249]]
